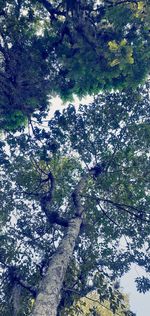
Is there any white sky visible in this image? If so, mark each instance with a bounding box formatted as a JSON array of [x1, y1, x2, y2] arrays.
[[121, 265, 150, 316], [49, 94, 94, 117]]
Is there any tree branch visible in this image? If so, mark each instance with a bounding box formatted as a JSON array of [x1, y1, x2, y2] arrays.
[[15, 277, 37, 297], [72, 164, 106, 216], [99, 203, 121, 227], [104, 0, 139, 7], [96, 197, 150, 223], [36, 0, 65, 19], [71, 173, 88, 216], [39, 170, 70, 227], [45, 211, 69, 227], [1, 263, 37, 297]]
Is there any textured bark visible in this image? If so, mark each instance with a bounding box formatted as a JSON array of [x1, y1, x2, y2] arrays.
[[11, 283, 21, 316], [32, 167, 101, 316], [32, 217, 82, 316]]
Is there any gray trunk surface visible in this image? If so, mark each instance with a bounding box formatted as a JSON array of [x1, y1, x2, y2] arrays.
[[11, 283, 21, 316], [32, 217, 82, 316]]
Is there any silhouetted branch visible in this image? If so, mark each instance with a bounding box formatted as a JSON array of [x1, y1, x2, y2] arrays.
[[36, 0, 65, 19], [96, 197, 150, 223], [99, 204, 121, 227]]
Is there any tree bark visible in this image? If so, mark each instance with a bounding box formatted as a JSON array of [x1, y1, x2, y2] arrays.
[[32, 167, 101, 315], [32, 217, 82, 316], [11, 283, 21, 316]]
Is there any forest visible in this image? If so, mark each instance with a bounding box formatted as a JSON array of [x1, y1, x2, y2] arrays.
[[0, 1, 150, 316]]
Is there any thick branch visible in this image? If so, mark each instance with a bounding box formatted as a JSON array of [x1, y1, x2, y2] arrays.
[[36, 0, 65, 18], [46, 211, 69, 227], [4, 264, 37, 297], [15, 277, 37, 297]]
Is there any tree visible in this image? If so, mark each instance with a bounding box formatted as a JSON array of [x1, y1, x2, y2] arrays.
[[65, 290, 134, 316], [0, 0, 150, 130], [0, 85, 150, 315]]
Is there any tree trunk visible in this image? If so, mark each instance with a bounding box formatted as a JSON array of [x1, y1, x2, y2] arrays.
[[32, 168, 99, 315], [11, 283, 21, 316], [32, 217, 82, 316]]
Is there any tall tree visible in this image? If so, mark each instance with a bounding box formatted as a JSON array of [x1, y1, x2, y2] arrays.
[[0, 0, 150, 130], [0, 86, 150, 315]]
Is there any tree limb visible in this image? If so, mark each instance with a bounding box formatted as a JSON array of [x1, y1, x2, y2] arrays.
[[96, 197, 150, 223], [36, 0, 65, 19], [72, 163, 105, 216], [104, 0, 139, 6], [15, 277, 37, 297]]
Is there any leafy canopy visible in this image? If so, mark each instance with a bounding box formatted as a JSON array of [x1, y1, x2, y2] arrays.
[[0, 85, 150, 315], [0, 0, 150, 130]]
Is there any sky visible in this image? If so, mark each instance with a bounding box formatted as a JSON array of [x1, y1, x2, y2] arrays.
[[51, 95, 150, 316], [121, 265, 150, 316]]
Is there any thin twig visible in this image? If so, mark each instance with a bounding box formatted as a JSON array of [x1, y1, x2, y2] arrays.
[[99, 203, 121, 228], [94, 196, 150, 223]]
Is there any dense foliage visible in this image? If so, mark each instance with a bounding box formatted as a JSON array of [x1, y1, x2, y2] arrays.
[[0, 1, 150, 315], [0, 0, 150, 130], [0, 86, 150, 315], [66, 291, 133, 316]]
